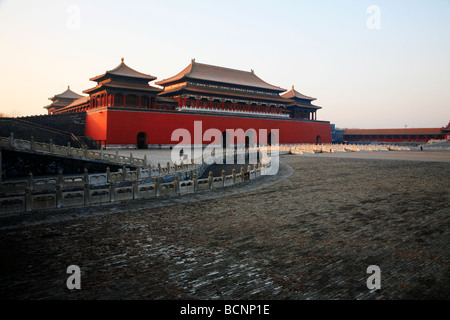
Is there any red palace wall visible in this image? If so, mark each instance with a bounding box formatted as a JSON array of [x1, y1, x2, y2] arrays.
[[85, 110, 108, 141], [85, 109, 332, 146], [344, 136, 443, 143]]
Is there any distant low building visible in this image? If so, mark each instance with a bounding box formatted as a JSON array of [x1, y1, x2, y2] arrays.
[[343, 122, 450, 143], [330, 124, 345, 144]]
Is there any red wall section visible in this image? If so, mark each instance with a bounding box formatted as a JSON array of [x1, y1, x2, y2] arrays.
[[85, 111, 108, 141], [85, 109, 331, 145]]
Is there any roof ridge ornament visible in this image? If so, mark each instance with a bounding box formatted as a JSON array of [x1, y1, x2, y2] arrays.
[[191, 58, 196, 63], [121, 57, 124, 63]]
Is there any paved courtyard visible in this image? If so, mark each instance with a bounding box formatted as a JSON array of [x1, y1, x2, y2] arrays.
[[0, 151, 449, 300]]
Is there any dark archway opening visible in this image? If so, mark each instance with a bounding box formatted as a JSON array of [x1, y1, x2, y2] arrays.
[[316, 135, 322, 145], [268, 132, 277, 146], [245, 136, 250, 149], [222, 131, 229, 149], [137, 132, 148, 149]]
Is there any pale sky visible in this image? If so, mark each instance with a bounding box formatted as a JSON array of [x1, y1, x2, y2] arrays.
[[0, 0, 449, 129]]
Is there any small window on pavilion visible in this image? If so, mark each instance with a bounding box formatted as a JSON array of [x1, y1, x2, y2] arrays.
[[115, 94, 123, 106], [127, 94, 139, 107], [141, 96, 149, 108]]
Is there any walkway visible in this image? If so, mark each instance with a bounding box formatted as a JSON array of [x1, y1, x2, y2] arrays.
[[0, 154, 448, 300]]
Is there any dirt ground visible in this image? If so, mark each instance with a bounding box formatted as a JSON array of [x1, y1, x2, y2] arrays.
[[0, 152, 449, 300]]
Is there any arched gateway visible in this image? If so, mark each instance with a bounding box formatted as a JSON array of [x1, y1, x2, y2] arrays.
[[316, 135, 322, 145], [137, 132, 148, 149]]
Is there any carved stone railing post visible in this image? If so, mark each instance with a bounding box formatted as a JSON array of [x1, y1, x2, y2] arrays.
[[83, 183, 90, 205], [58, 170, 63, 187], [132, 181, 138, 199], [106, 167, 110, 183], [30, 136, 35, 152], [9, 132, 14, 149], [109, 182, 115, 203], [25, 186, 32, 212], [56, 185, 62, 209], [174, 175, 179, 194], [67, 142, 72, 156], [232, 168, 236, 184], [122, 165, 127, 181], [208, 171, 213, 189], [154, 177, 160, 197], [49, 139, 54, 153], [84, 168, 89, 183], [28, 172, 34, 191], [193, 173, 197, 192], [221, 170, 226, 187]]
